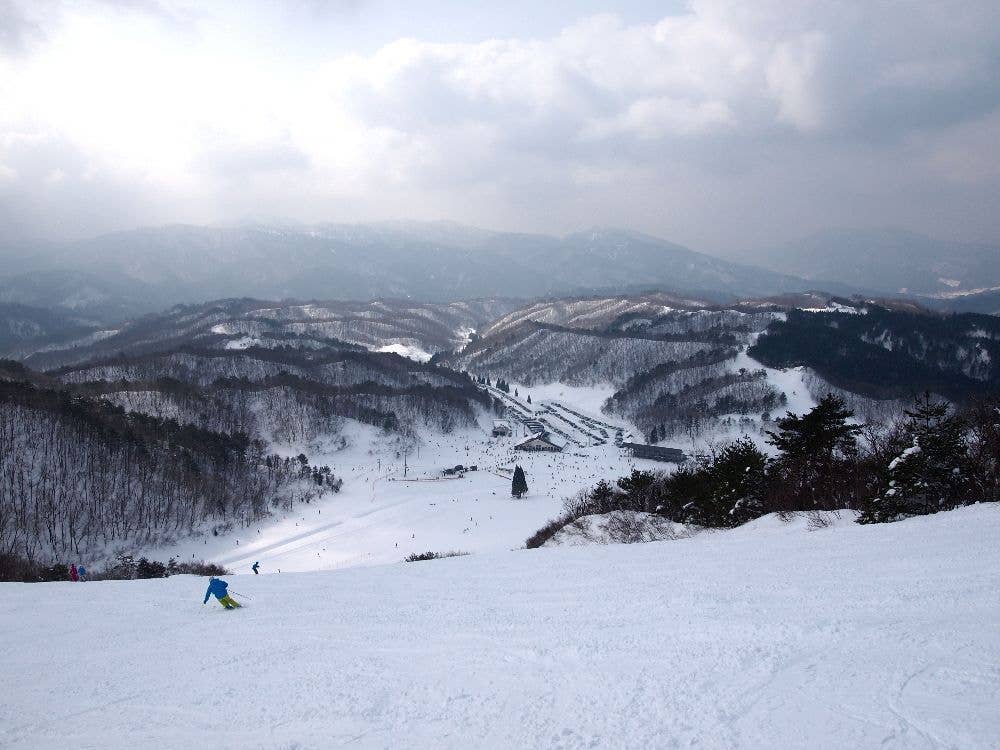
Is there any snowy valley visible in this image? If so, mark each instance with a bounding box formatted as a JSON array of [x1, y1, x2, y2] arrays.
[[2, 290, 998, 750]]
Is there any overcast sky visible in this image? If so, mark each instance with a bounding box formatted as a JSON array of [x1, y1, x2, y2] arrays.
[[2, 0, 999, 257]]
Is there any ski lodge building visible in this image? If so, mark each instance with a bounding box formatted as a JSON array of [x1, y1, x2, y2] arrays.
[[514, 432, 563, 452], [492, 420, 512, 437], [621, 442, 687, 463]]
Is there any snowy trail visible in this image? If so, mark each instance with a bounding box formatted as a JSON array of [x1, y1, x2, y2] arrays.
[[3, 505, 999, 749]]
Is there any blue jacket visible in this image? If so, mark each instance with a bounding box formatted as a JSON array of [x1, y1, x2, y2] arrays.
[[252, 562, 259, 573], [204, 578, 229, 603]]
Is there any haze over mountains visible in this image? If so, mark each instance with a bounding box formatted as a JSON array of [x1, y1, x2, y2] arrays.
[[6, 221, 999, 327], [756, 227, 1000, 298]]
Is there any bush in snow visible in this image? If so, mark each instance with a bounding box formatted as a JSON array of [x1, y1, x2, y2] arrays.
[[404, 551, 469, 562], [0, 554, 71, 582], [166, 558, 229, 576], [136, 558, 168, 579], [525, 513, 575, 549], [89, 554, 228, 580]]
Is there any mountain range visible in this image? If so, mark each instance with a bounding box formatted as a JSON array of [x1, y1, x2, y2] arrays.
[[0, 222, 844, 324], [2, 223, 997, 336]]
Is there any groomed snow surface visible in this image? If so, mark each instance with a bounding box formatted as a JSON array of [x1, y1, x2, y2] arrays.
[[3, 504, 999, 749]]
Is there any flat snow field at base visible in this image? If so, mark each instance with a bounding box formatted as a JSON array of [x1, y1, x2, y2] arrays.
[[3, 506, 999, 749]]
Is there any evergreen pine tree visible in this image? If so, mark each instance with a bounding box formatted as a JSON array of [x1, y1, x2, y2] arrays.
[[860, 393, 969, 523], [511, 465, 528, 498], [766, 394, 860, 509], [712, 438, 769, 526]]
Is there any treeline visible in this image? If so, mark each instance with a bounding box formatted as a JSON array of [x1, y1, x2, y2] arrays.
[[528, 393, 1000, 547], [0, 552, 227, 583], [49, 342, 496, 437], [0, 380, 340, 563], [53, 343, 476, 390], [606, 309, 778, 339], [529, 320, 744, 346], [750, 308, 1000, 402], [88, 375, 490, 440]]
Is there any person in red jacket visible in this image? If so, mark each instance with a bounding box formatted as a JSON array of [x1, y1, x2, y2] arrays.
[[69, 563, 79, 582]]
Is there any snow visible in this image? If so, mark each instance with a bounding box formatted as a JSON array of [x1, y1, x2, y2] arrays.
[[455, 325, 477, 349], [223, 335, 263, 350], [927, 284, 1000, 299], [731, 350, 816, 419], [800, 302, 865, 314], [376, 343, 432, 362], [141, 418, 650, 575], [889, 443, 921, 471], [3, 504, 999, 748], [512, 382, 618, 417]]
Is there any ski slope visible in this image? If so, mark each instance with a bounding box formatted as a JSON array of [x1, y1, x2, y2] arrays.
[[143, 364, 828, 576], [2, 504, 999, 749], [147, 411, 649, 575]]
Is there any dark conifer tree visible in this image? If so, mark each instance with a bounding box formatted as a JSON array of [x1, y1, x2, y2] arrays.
[[860, 393, 970, 523], [767, 394, 860, 509], [511, 465, 528, 498]]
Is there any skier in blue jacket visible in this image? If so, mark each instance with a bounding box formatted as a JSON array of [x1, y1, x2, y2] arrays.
[[252, 561, 260, 575], [203, 577, 240, 609]]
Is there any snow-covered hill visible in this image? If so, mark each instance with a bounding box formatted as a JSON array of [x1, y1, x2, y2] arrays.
[[3, 504, 998, 748], [20, 297, 516, 370]]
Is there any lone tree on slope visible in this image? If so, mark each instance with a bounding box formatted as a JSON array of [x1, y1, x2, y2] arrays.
[[511, 465, 528, 498]]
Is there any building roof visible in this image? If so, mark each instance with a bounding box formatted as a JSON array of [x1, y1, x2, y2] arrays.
[[622, 442, 687, 461], [514, 431, 562, 449]]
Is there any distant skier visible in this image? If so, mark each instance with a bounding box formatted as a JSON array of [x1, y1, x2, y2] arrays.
[[252, 561, 260, 575], [77, 565, 87, 582], [69, 563, 79, 582], [203, 577, 241, 609]]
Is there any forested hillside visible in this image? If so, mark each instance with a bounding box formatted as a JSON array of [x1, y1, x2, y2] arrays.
[[0, 303, 104, 358], [0, 378, 333, 562], [0, 301, 504, 564], [750, 308, 1000, 401], [445, 296, 789, 438], [20, 297, 517, 370]]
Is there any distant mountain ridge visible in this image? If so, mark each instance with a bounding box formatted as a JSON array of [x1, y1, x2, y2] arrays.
[[756, 228, 1000, 297], [0, 222, 848, 323]]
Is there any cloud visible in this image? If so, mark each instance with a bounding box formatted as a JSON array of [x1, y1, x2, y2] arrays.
[[196, 134, 311, 181], [766, 32, 828, 131], [1, 0, 999, 251], [0, 0, 45, 55]]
